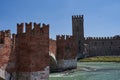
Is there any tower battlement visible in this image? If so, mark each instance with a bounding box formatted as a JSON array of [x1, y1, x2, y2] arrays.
[[0, 30, 11, 44], [17, 22, 49, 35], [85, 36, 120, 41], [72, 15, 84, 57], [56, 35, 75, 41], [0, 30, 11, 37], [72, 15, 84, 19]]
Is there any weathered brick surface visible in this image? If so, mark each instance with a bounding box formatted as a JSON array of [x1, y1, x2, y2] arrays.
[[6, 34, 17, 73], [0, 15, 119, 80], [0, 30, 11, 68], [56, 35, 77, 70], [14, 22, 49, 72], [72, 15, 84, 57], [72, 15, 120, 57], [85, 36, 120, 56], [56, 35, 77, 60]]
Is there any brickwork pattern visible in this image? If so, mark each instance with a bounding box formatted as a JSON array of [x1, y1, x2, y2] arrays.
[[56, 35, 77, 60], [72, 15, 84, 58], [0, 30, 11, 68], [15, 22, 49, 72], [85, 36, 120, 56]]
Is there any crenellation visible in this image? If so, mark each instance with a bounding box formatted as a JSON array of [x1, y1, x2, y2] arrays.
[[8, 22, 50, 79], [1, 30, 4, 37], [0, 31, 4, 43], [0, 30, 11, 44], [96, 37, 98, 40], [17, 23, 24, 34], [107, 37, 109, 39], [56, 35, 60, 40], [56, 35, 75, 41], [56, 34, 77, 70], [85, 35, 120, 57], [12, 34, 16, 42], [16, 22, 49, 36], [4, 30, 11, 37], [5, 30, 10, 33], [105, 37, 108, 39], [98, 37, 100, 40], [72, 15, 83, 19], [42, 23, 49, 34], [85, 36, 120, 41], [113, 35, 120, 39], [25, 22, 32, 34], [0, 15, 120, 80], [32, 23, 41, 34], [101, 37, 104, 40], [66, 35, 70, 40], [72, 15, 84, 59], [61, 35, 65, 40], [34, 23, 40, 28]]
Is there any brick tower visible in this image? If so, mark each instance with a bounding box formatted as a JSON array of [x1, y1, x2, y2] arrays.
[[6, 22, 49, 80], [72, 15, 84, 59], [56, 35, 77, 70]]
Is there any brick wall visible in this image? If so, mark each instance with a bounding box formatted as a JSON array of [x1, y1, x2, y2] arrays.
[[0, 30, 11, 68], [56, 35, 77, 70], [15, 22, 49, 72], [85, 36, 120, 57], [4, 22, 50, 80], [56, 35, 77, 60]]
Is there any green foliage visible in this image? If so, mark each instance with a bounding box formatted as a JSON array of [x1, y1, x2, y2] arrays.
[[79, 56, 120, 62]]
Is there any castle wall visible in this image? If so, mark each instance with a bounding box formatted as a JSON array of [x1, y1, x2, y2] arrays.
[[85, 36, 120, 57], [7, 22, 50, 80], [56, 35, 77, 70], [72, 15, 84, 58], [0, 30, 12, 79], [0, 30, 11, 68], [5, 34, 17, 80], [7, 34, 16, 72], [1, 15, 120, 79]]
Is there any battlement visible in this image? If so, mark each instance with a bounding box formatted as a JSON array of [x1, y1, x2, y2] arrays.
[[0, 30, 11, 43], [85, 36, 120, 41], [56, 35, 75, 41], [72, 15, 84, 19], [17, 23, 24, 34], [17, 22, 49, 34], [49, 38, 56, 42], [56, 35, 77, 60], [0, 30, 11, 37]]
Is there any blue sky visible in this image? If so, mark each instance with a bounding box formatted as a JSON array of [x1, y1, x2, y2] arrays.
[[0, 0, 120, 39]]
